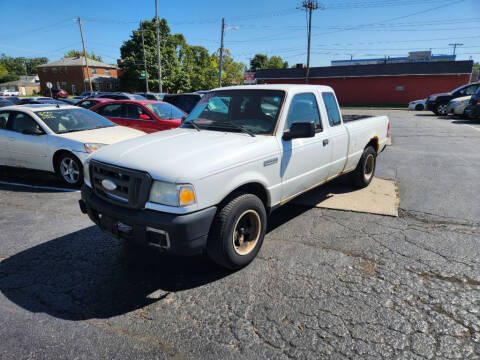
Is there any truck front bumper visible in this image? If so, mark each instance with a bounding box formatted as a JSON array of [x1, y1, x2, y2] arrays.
[[79, 185, 217, 255]]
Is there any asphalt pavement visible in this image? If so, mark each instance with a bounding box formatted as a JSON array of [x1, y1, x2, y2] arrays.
[[0, 110, 479, 359]]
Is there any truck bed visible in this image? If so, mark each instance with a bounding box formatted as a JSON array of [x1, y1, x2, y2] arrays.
[[342, 114, 372, 123]]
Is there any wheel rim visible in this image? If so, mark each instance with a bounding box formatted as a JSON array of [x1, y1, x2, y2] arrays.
[[364, 154, 375, 181], [60, 157, 79, 184], [232, 210, 261, 256], [438, 104, 447, 115]]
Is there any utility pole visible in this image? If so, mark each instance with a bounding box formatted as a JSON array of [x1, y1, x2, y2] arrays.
[[449, 43, 463, 56], [75, 17, 93, 92], [140, 21, 149, 92], [299, 1, 320, 84], [218, 17, 225, 87], [155, 0, 163, 93]]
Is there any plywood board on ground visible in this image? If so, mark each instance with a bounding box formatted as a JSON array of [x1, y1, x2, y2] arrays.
[[293, 177, 399, 217]]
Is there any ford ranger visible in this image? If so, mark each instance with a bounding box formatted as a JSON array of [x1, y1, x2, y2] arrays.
[[79, 85, 390, 269]]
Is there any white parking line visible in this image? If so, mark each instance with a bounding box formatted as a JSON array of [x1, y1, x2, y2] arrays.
[[465, 124, 480, 132], [0, 181, 80, 192]]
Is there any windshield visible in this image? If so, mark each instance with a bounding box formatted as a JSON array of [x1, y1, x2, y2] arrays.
[[145, 103, 185, 119], [35, 108, 116, 134], [181, 90, 285, 135], [132, 95, 146, 100]]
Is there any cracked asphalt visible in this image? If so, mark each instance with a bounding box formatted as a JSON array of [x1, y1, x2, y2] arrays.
[[1, 110, 479, 359]]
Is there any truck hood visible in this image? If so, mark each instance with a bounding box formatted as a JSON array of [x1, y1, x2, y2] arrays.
[[56, 126, 145, 144], [90, 128, 279, 182]]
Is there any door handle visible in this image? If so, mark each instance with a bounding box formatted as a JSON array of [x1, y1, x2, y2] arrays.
[[323, 139, 329, 146]]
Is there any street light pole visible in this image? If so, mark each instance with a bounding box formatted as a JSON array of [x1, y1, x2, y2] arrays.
[[218, 17, 225, 88], [155, 0, 163, 93], [140, 21, 149, 92]]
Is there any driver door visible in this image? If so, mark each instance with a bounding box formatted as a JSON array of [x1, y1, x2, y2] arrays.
[[280, 92, 332, 201], [6, 111, 49, 170]]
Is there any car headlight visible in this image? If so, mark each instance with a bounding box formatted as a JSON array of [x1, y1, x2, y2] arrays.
[[84, 143, 107, 153], [149, 181, 196, 207]]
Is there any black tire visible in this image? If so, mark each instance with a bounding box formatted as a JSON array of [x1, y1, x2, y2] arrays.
[[351, 146, 376, 188], [207, 193, 267, 270], [433, 102, 448, 116], [55, 152, 83, 187], [415, 104, 424, 111]]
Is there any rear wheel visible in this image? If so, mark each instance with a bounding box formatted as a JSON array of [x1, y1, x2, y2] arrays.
[[434, 102, 448, 116], [207, 193, 266, 270], [415, 104, 424, 111], [351, 146, 376, 188]]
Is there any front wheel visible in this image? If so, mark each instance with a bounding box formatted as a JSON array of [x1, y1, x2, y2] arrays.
[[56, 153, 83, 187], [207, 193, 267, 270], [434, 102, 448, 116], [351, 146, 376, 188]]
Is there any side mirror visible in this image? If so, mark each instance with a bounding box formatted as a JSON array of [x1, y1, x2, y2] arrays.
[[22, 127, 44, 136], [283, 122, 315, 141], [139, 114, 151, 120]]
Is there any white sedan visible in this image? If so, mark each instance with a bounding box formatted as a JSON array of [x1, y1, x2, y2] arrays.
[[0, 104, 145, 186], [408, 98, 426, 111], [446, 95, 471, 116], [0, 89, 20, 96]]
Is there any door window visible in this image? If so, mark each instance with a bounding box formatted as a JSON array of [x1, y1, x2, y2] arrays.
[[322, 92, 342, 126], [286, 93, 322, 131], [125, 104, 151, 119], [97, 104, 123, 117], [464, 85, 479, 95], [0, 112, 9, 129], [8, 112, 43, 134]]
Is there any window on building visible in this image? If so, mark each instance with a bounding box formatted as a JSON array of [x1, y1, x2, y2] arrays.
[[105, 69, 111, 76], [42, 68, 47, 74], [52, 67, 57, 73], [286, 93, 322, 131], [91, 68, 96, 74], [56, 82, 60, 90]]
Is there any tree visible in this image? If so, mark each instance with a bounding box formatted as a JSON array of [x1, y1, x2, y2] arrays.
[[64, 50, 103, 62], [119, 19, 220, 93], [250, 54, 288, 71], [26, 57, 48, 74], [212, 49, 246, 86], [474, 62, 480, 70], [0, 63, 8, 83]]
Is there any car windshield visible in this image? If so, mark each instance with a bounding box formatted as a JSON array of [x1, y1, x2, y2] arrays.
[[132, 95, 146, 100], [145, 103, 185, 119], [181, 90, 285, 135], [35, 108, 116, 134]]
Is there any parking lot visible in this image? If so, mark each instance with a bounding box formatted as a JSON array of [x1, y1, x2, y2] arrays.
[[1, 109, 480, 359]]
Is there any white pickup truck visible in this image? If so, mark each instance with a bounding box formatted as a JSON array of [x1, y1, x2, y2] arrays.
[[79, 85, 389, 269]]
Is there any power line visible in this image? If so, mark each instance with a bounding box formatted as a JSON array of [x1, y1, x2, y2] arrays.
[[449, 43, 463, 55]]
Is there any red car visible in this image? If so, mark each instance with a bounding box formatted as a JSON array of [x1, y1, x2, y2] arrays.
[[90, 100, 185, 133]]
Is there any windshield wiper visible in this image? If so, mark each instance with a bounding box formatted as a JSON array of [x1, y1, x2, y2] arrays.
[[184, 119, 201, 131], [208, 120, 255, 137]]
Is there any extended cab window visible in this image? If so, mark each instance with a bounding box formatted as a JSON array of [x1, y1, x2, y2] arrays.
[[0, 112, 9, 129], [322, 92, 342, 126], [286, 93, 321, 131]]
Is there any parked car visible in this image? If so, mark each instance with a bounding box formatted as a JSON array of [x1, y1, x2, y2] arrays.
[[78, 91, 101, 99], [0, 89, 20, 96], [194, 90, 211, 96], [90, 100, 185, 133], [446, 96, 471, 116], [20, 98, 67, 106], [163, 93, 201, 113], [426, 82, 480, 116], [1, 96, 21, 105], [59, 98, 80, 105], [79, 84, 390, 269], [95, 92, 146, 100], [0, 104, 145, 186], [44, 88, 69, 99], [465, 87, 480, 119], [0, 99, 15, 108], [408, 99, 426, 111], [136, 92, 166, 101], [76, 98, 111, 109]]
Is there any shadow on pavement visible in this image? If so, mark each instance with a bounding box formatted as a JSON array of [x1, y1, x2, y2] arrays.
[[451, 119, 480, 125], [0, 166, 76, 190]]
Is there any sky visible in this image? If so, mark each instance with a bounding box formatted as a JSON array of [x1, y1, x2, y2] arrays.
[[0, 0, 479, 68]]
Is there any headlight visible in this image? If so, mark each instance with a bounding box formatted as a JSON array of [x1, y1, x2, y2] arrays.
[[149, 181, 196, 207], [84, 143, 106, 153], [84, 160, 90, 185]]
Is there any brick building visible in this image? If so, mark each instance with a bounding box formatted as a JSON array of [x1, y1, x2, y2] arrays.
[[255, 61, 474, 105], [37, 56, 120, 95]]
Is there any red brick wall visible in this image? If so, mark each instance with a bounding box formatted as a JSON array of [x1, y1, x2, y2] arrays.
[[261, 74, 471, 105]]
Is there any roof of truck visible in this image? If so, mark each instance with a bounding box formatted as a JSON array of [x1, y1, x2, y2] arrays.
[[213, 84, 334, 92]]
